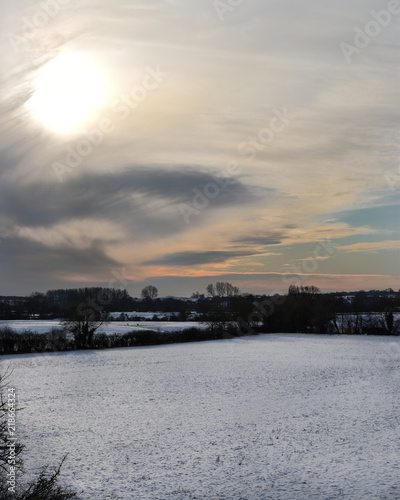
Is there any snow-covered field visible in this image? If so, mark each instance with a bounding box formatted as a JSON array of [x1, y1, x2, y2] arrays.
[[2, 334, 400, 499], [0, 319, 205, 334], [108, 312, 200, 320]]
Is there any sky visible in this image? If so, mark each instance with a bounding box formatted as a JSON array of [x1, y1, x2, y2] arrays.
[[0, 0, 399, 297]]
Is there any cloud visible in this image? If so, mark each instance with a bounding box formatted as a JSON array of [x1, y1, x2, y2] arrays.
[[0, 166, 265, 238], [0, 0, 398, 295], [143, 250, 260, 267], [0, 236, 120, 292], [339, 240, 400, 253], [232, 233, 283, 246], [15, 219, 123, 250]]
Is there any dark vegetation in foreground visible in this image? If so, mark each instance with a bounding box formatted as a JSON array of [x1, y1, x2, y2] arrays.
[[0, 285, 399, 355], [0, 326, 241, 355]]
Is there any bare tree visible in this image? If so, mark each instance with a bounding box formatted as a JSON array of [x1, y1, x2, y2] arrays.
[[225, 283, 240, 297], [378, 311, 399, 335], [207, 282, 239, 297], [215, 282, 226, 297], [61, 296, 108, 349], [141, 285, 158, 299], [225, 282, 234, 297], [206, 284, 215, 297]]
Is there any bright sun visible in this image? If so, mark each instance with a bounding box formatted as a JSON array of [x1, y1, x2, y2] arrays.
[[29, 52, 107, 134]]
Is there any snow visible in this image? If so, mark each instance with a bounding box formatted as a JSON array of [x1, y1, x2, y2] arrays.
[[0, 320, 58, 334], [108, 312, 184, 319], [1, 334, 399, 499], [0, 320, 206, 335]]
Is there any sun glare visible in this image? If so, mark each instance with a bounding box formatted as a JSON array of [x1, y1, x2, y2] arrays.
[[29, 52, 107, 134]]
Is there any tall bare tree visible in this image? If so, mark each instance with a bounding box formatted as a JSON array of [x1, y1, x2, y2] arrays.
[[61, 295, 108, 349]]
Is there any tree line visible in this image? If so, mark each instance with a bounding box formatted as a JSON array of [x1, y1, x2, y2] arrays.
[[206, 282, 240, 297], [0, 282, 400, 354], [0, 285, 399, 355], [0, 287, 181, 320], [1, 285, 398, 321]]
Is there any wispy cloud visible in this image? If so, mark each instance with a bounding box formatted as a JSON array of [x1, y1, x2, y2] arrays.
[[339, 240, 400, 253], [144, 250, 261, 267], [0, 166, 263, 232]]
